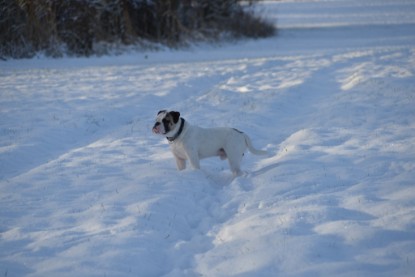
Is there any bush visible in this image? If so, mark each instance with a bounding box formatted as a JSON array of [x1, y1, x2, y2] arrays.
[[0, 0, 276, 59]]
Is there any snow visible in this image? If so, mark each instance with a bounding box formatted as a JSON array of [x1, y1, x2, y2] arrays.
[[1, 0, 415, 276]]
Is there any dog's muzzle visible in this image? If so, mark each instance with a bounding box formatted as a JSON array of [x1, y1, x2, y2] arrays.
[[152, 122, 162, 134]]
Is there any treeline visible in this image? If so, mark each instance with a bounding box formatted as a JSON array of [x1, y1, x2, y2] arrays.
[[0, 0, 275, 59]]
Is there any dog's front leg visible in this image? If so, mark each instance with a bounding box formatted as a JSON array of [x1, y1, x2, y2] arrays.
[[189, 158, 200, 170], [174, 154, 186, 170], [186, 150, 200, 170]]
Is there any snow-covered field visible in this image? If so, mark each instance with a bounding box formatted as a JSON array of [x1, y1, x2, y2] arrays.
[[1, 0, 415, 276]]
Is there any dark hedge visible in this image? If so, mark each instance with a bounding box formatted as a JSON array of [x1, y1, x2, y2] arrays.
[[0, 0, 275, 59]]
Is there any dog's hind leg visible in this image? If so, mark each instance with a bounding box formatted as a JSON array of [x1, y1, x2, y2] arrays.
[[230, 163, 243, 178], [226, 150, 244, 177]]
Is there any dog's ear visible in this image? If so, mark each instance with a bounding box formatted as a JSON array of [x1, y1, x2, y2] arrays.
[[170, 111, 180, 123], [157, 110, 167, 115]]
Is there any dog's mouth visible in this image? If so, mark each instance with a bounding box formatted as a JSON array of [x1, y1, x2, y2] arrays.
[[152, 127, 161, 134], [152, 124, 165, 135]]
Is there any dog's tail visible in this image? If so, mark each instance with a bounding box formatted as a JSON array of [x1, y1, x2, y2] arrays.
[[244, 134, 268, 156]]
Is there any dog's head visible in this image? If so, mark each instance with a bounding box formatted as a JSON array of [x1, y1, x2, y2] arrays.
[[152, 110, 181, 135]]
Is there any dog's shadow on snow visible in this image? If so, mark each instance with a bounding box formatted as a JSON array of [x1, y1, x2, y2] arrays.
[[201, 161, 281, 187], [250, 162, 281, 177]]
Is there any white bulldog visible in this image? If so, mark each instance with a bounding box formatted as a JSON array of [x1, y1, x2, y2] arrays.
[[152, 110, 267, 177]]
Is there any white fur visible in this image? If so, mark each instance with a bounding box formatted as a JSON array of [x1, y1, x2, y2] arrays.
[[153, 112, 267, 177]]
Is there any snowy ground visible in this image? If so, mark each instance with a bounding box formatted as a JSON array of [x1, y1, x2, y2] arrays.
[[1, 0, 415, 276]]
